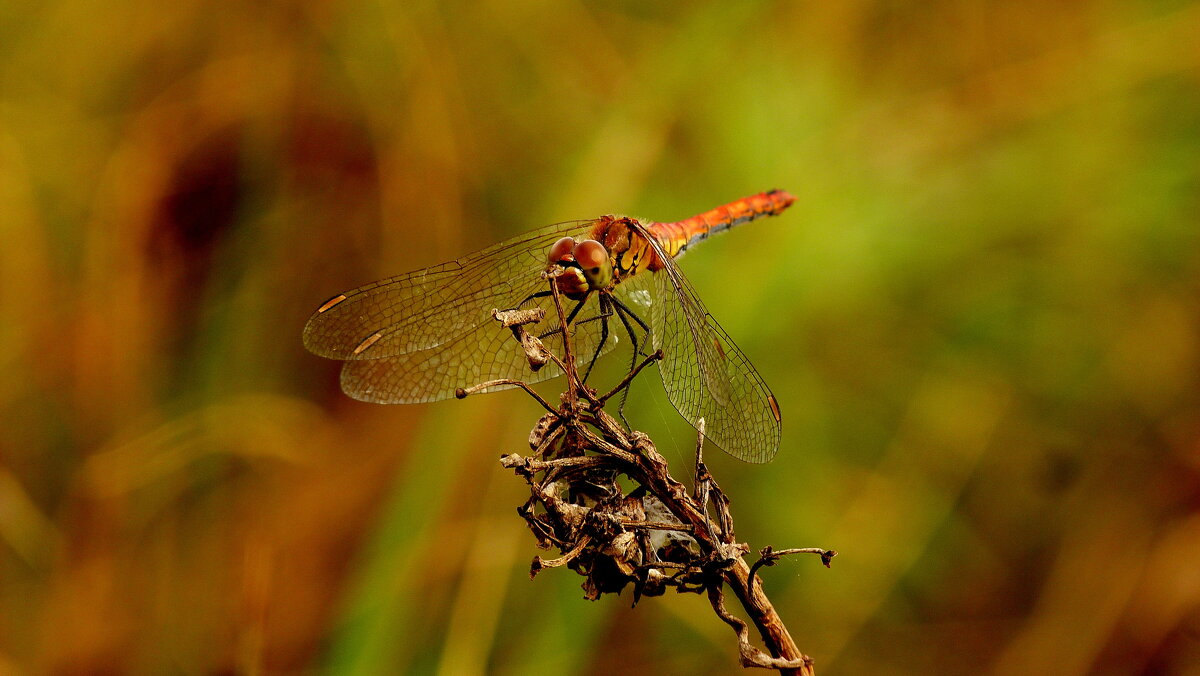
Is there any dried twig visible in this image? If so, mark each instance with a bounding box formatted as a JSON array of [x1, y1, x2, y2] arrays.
[[749, 547, 839, 598], [456, 379, 557, 413], [479, 271, 832, 674], [599, 348, 663, 403]]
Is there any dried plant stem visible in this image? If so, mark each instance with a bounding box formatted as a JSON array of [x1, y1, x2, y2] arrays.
[[723, 558, 811, 674], [455, 379, 557, 413], [463, 271, 834, 674]]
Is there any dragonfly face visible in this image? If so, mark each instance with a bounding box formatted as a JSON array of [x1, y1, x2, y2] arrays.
[[574, 240, 613, 289], [546, 235, 614, 299]]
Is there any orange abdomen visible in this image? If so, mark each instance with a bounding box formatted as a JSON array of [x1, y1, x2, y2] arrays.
[[649, 189, 796, 260]]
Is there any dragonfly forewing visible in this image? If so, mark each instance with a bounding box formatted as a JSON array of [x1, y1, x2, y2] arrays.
[[302, 221, 594, 360], [338, 286, 626, 403], [303, 219, 641, 404]]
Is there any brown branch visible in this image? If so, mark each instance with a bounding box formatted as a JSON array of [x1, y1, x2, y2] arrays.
[[749, 547, 839, 598], [531, 535, 592, 577], [544, 270, 583, 406], [499, 453, 610, 472], [708, 583, 814, 673], [619, 520, 696, 532], [599, 349, 663, 402], [476, 273, 832, 673], [455, 379, 557, 414]]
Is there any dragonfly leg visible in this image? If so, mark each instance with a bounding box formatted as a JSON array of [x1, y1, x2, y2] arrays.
[[537, 297, 589, 341], [580, 295, 613, 384], [610, 299, 647, 429], [512, 289, 552, 310], [612, 301, 641, 376], [531, 293, 615, 386], [610, 295, 651, 341]]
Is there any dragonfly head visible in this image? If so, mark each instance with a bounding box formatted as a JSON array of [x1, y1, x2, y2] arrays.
[[547, 236, 613, 291], [574, 239, 613, 290]]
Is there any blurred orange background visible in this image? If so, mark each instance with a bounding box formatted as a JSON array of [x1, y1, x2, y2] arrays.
[[3, 1, 1200, 674]]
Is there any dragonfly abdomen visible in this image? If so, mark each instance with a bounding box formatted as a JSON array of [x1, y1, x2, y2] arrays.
[[651, 189, 796, 260]]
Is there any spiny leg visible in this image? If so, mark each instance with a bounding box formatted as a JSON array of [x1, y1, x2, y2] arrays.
[[612, 300, 642, 375], [611, 298, 648, 429], [537, 296, 589, 342], [610, 295, 651, 337], [580, 294, 613, 384], [511, 289, 551, 311], [531, 292, 613, 385]]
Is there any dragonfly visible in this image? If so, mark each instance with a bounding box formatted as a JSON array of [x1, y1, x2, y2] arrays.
[[303, 190, 795, 463]]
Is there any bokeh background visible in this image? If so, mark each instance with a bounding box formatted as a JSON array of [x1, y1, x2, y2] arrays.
[[3, 1, 1200, 674]]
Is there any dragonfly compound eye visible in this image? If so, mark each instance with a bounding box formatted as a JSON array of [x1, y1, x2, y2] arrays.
[[547, 236, 576, 265], [573, 239, 613, 289]]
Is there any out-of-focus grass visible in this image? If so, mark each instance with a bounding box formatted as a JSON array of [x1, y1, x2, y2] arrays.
[[2, 1, 1200, 674]]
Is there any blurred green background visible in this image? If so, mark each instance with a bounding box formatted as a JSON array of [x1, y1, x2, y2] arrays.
[[3, 1, 1200, 674]]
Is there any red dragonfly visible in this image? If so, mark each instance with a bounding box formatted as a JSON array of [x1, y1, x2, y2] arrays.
[[303, 190, 795, 463]]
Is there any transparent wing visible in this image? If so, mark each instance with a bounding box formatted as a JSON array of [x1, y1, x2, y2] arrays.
[[337, 289, 620, 403], [304, 220, 623, 403], [630, 222, 781, 463], [303, 220, 594, 360]]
